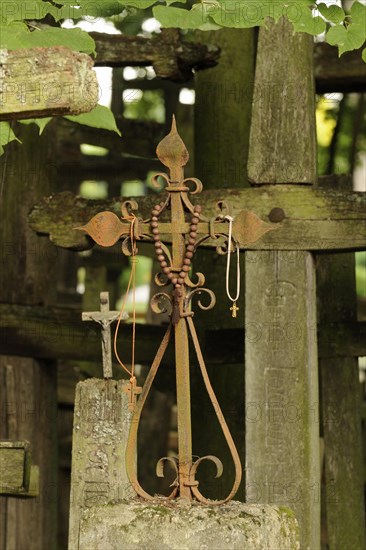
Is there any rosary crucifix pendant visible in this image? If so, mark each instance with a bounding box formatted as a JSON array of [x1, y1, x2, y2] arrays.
[[230, 301, 239, 318]]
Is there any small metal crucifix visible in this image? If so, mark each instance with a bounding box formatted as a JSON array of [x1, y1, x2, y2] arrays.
[[82, 291, 126, 379]]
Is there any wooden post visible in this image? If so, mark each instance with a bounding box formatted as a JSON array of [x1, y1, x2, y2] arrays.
[[318, 244, 366, 546], [193, 28, 255, 501], [246, 19, 320, 549], [0, 123, 58, 549]]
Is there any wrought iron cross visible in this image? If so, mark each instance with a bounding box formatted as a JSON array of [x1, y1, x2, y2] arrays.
[[77, 118, 276, 504]]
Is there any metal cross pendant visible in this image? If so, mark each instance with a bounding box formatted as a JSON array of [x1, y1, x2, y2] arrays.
[[82, 291, 126, 379], [230, 302, 239, 318], [123, 377, 142, 412]]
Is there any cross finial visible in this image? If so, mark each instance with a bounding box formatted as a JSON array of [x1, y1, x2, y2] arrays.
[[156, 116, 189, 175]]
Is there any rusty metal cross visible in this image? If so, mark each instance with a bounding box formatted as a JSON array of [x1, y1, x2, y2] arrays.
[[77, 118, 277, 504]]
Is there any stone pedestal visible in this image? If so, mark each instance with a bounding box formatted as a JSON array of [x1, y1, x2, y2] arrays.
[[69, 379, 133, 550], [79, 500, 299, 550]]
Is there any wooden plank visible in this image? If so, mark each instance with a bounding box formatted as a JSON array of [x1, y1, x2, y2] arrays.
[[91, 29, 219, 80], [68, 379, 133, 550], [0, 47, 98, 120], [248, 21, 317, 185], [0, 303, 173, 366], [246, 18, 320, 550], [314, 43, 366, 93], [56, 117, 165, 157], [28, 186, 366, 252], [91, 33, 366, 92], [0, 122, 59, 550], [1, 302, 365, 362], [318, 250, 366, 549]]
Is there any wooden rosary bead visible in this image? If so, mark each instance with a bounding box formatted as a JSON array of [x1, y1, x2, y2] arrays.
[[152, 228, 159, 235], [194, 205, 202, 213], [186, 244, 194, 252], [156, 247, 163, 255], [151, 221, 158, 229], [163, 266, 170, 275], [182, 265, 190, 272], [188, 237, 195, 245], [177, 277, 184, 285], [191, 217, 199, 225], [172, 277, 178, 286], [179, 271, 186, 279], [151, 215, 158, 221], [183, 258, 191, 266], [157, 254, 165, 262], [153, 234, 160, 242], [160, 260, 167, 268]]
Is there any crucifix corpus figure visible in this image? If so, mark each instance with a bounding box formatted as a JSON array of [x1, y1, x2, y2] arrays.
[[82, 291, 127, 379]]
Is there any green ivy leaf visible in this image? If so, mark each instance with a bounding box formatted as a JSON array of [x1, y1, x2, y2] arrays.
[[0, 122, 21, 156], [351, 0, 366, 21], [19, 118, 52, 135], [326, 22, 365, 55], [362, 48, 366, 62], [1, 1, 55, 24], [0, 24, 95, 55], [65, 104, 121, 136], [153, 4, 212, 29], [51, 1, 127, 21], [318, 3, 345, 25], [289, 13, 326, 36]]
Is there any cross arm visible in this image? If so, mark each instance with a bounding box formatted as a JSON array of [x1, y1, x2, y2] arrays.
[[29, 185, 366, 253]]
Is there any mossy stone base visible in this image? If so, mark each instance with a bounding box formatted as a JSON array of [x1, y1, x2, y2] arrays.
[[79, 500, 299, 550]]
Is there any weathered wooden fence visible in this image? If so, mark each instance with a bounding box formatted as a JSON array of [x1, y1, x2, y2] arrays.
[[1, 24, 365, 550]]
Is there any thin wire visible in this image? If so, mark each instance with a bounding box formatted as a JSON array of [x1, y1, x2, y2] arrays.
[[225, 215, 240, 303], [0, 121, 12, 206], [113, 215, 137, 381]]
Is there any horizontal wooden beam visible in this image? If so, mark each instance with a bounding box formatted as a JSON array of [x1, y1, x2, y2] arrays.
[[91, 32, 366, 91], [29, 186, 366, 252], [314, 43, 366, 93], [56, 117, 165, 157], [0, 47, 98, 121], [92, 29, 220, 81], [0, 302, 173, 367], [0, 303, 364, 363]]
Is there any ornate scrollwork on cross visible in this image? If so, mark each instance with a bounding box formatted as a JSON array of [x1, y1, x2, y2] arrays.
[[77, 117, 280, 505]]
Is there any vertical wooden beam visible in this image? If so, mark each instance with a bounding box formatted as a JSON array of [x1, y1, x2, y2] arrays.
[[246, 19, 320, 549], [0, 123, 58, 549], [318, 249, 366, 549], [193, 28, 255, 501]]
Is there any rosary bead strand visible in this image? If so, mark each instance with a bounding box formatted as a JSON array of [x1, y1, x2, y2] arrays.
[[151, 203, 201, 289]]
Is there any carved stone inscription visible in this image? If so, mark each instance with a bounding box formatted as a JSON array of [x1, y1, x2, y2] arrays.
[[68, 378, 132, 550]]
